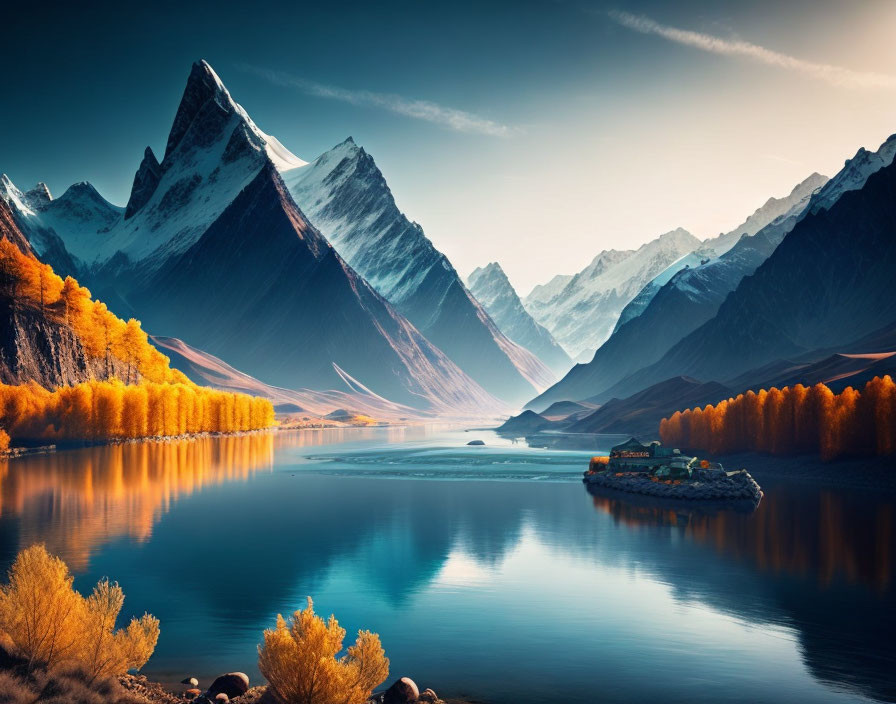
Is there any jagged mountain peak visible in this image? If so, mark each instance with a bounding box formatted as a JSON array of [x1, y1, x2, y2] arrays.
[[164, 59, 305, 171], [125, 146, 162, 219], [164, 60, 234, 159], [470, 261, 506, 280], [23, 183, 52, 211]]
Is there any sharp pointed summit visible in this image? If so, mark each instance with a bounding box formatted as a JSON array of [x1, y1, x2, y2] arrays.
[[125, 147, 161, 219]]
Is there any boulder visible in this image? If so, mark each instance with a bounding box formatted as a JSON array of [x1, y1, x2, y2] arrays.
[[182, 677, 200, 686], [419, 689, 439, 703], [383, 677, 419, 703], [215, 695, 230, 703], [185, 689, 202, 699], [208, 672, 249, 699]]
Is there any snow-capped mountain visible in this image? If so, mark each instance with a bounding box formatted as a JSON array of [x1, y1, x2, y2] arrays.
[[633, 151, 896, 389], [466, 262, 572, 376], [2, 60, 504, 414], [523, 228, 701, 361], [281, 137, 554, 404], [524, 273, 573, 309], [528, 135, 895, 409]]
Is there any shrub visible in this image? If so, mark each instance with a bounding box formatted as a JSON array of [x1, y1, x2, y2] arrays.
[[0, 429, 9, 453], [0, 544, 159, 677], [258, 598, 389, 704]]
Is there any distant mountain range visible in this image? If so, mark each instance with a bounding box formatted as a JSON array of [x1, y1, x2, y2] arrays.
[[523, 228, 702, 361], [528, 171, 830, 409], [528, 133, 896, 416], [466, 262, 572, 376]]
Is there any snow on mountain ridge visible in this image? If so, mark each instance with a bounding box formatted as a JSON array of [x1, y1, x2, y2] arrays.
[[467, 262, 572, 376], [524, 227, 701, 360], [282, 135, 555, 403]]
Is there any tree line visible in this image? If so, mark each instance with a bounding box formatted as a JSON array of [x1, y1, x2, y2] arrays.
[[659, 376, 896, 460], [0, 379, 275, 443]]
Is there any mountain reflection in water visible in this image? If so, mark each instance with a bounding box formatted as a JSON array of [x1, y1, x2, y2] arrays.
[[0, 428, 891, 704]]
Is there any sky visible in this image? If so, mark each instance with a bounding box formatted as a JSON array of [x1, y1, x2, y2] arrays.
[[3, 0, 896, 294]]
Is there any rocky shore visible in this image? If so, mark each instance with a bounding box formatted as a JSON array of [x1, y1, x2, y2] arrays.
[[584, 468, 762, 502], [120, 673, 475, 704]]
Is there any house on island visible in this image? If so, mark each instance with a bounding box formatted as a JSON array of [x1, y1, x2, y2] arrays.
[[607, 437, 685, 472]]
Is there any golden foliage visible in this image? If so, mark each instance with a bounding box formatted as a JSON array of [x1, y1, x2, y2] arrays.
[[0, 429, 9, 453], [258, 597, 389, 704], [659, 376, 896, 460], [0, 544, 159, 676], [0, 379, 276, 443], [0, 239, 186, 385]]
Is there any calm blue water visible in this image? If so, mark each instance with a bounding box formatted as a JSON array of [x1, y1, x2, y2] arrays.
[[0, 427, 893, 703]]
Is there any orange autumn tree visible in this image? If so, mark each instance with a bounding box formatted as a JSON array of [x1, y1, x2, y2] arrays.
[[659, 376, 896, 461], [0, 232, 275, 444], [0, 238, 184, 384]]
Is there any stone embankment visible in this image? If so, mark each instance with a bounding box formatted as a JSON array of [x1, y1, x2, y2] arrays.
[[584, 469, 762, 502]]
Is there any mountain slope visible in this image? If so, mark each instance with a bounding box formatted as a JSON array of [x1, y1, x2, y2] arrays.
[[129, 160, 501, 413], [466, 262, 572, 375], [150, 335, 427, 421], [702, 172, 829, 256], [612, 251, 711, 333], [628, 152, 896, 391], [567, 376, 731, 437], [523, 228, 702, 361], [281, 137, 552, 404]]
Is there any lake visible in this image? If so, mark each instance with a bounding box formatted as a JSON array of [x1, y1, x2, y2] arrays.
[[0, 427, 893, 703]]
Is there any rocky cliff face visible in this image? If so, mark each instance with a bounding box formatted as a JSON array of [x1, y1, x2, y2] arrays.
[[0, 302, 125, 387], [0, 201, 125, 387]]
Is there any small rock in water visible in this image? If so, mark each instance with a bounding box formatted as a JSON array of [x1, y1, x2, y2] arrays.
[[466, 439, 485, 446], [185, 689, 201, 699], [383, 677, 419, 704], [182, 677, 199, 686], [215, 695, 230, 703], [208, 672, 249, 699], [419, 689, 440, 702]]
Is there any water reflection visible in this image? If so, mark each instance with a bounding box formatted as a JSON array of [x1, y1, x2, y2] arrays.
[[0, 429, 892, 703], [587, 482, 893, 591], [0, 434, 274, 570]]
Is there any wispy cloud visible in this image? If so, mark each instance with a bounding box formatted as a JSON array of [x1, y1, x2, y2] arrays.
[[607, 10, 896, 90], [239, 64, 519, 137]]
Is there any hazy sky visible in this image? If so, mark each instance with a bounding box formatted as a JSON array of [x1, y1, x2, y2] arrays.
[[3, 0, 896, 294]]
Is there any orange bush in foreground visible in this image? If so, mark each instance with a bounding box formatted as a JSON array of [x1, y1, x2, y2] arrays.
[[660, 376, 896, 461], [258, 597, 389, 704], [0, 544, 158, 676], [0, 379, 275, 443]]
